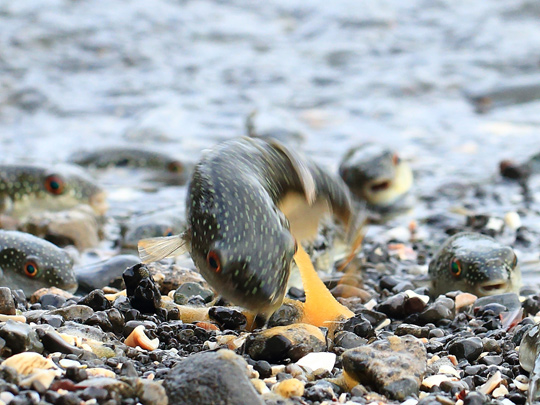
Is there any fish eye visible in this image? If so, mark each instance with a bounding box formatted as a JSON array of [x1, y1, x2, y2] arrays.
[[207, 250, 221, 273], [167, 161, 183, 173], [511, 253, 518, 268], [392, 153, 400, 166], [450, 258, 462, 278], [44, 174, 65, 195], [24, 260, 39, 278], [163, 227, 174, 237]]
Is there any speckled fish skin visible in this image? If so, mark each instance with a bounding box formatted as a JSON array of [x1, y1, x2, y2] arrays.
[[69, 147, 185, 173], [0, 164, 107, 218], [339, 142, 413, 208], [428, 232, 521, 297], [187, 137, 357, 315], [0, 230, 77, 297]]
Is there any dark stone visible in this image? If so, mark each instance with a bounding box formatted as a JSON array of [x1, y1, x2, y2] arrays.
[[333, 331, 367, 350], [65, 367, 88, 383], [343, 315, 375, 338], [120, 362, 138, 378], [0, 287, 16, 315], [474, 293, 520, 311], [163, 349, 264, 405], [39, 294, 66, 309], [395, 324, 430, 338], [208, 307, 247, 330], [105, 308, 125, 334], [253, 360, 272, 379], [448, 337, 483, 362], [0, 320, 43, 354], [41, 314, 64, 328], [479, 355, 502, 366], [49, 305, 94, 322], [304, 380, 337, 402], [55, 393, 81, 405], [80, 386, 109, 401], [418, 302, 453, 324], [463, 391, 487, 405], [41, 331, 83, 356], [123, 264, 161, 314], [267, 301, 303, 327], [85, 311, 113, 332], [376, 293, 407, 318], [78, 290, 112, 311]]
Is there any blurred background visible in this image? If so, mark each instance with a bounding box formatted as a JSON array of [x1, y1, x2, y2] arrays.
[[1, 0, 540, 222]]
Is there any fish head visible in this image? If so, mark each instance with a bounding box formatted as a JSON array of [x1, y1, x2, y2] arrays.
[[0, 234, 77, 297], [430, 233, 519, 297], [339, 143, 412, 207], [192, 212, 297, 316]]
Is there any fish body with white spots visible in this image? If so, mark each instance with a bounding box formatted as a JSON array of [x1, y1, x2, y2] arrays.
[[0, 230, 77, 297], [139, 137, 361, 315], [0, 164, 107, 219], [428, 232, 521, 297]]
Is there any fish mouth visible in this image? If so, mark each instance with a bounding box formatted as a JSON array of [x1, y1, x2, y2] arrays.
[[477, 280, 509, 296], [89, 191, 108, 216], [370, 179, 392, 193]]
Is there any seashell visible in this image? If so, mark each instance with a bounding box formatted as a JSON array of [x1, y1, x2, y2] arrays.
[[478, 370, 502, 395], [273, 378, 304, 398], [125, 325, 159, 351], [1, 352, 57, 376]]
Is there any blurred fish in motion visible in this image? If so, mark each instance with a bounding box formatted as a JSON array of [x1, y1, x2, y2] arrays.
[[139, 137, 362, 316]]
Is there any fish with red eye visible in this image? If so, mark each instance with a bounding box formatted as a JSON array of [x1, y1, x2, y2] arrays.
[[0, 230, 78, 297], [207, 251, 221, 273], [429, 232, 521, 298], [44, 174, 65, 195]]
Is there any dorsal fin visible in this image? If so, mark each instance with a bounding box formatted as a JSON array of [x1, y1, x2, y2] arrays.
[[268, 139, 316, 205]]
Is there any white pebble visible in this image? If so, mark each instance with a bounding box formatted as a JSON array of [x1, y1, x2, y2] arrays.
[[296, 352, 336, 373], [504, 211, 521, 230], [59, 359, 82, 369]]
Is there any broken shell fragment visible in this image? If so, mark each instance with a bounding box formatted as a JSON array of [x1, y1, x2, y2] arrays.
[[124, 325, 159, 351], [1, 352, 57, 376]]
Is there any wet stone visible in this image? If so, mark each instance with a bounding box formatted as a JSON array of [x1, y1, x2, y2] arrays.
[[479, 355, 502, 366], [395, 324, 430, 338], [163, 349, 264, 405], [463, 391, 487, 405], [245, 323, 326, 362], [0, 320, 43, 354], [0, 288, 16, 315], [474, 293, 521, 311], [342, 335, 427, 401], [41, 330, 83, 356], [208, 307, 247, 330], [123, 264, 161, 314], [39, 294, 66, 309], [304, 380, 337, 402], [447, 337, 483, 362], [343, 315, 375, 338], [173, 282, 214, 304], [253, 360, 272, 379], [41, 314, 64, 328], [49, 305, 94, 322], [418, 301, 454, 325], [78, 290, 112, 312], [333, 331, 367, 350]]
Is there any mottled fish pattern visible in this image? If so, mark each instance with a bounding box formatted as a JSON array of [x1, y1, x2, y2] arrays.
[[0, 230, 77, 297], [139, 137, 361, 315], [429, 232, 521, 297], [0, 164, 107, 218]]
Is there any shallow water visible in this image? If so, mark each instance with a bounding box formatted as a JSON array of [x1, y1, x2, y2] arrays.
[[1, 0, 540, 278]]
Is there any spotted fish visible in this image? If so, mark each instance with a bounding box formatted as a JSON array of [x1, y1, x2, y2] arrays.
[[339, 143, 413, 209], [139, 137, 362, 315], [0, 164, 107, 219], [428, 232, 521, 297], [0, 230, 77, 297]]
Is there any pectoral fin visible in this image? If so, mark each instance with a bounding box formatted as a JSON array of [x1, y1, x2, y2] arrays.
[[269, 140, 316, 205], [138, 231, 190, 263]]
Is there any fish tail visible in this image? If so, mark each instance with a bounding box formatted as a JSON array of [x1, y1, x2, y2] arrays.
[[137, 232, 189, 263]]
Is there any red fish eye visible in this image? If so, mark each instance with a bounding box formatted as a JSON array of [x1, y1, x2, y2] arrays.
[[392, 153, 400, 166], [450, 258, 462, 278], [167, 161, 183, 173], [207, 251, 221, 273], [24, 261, 39, 278], [45, 175, 65, 195]]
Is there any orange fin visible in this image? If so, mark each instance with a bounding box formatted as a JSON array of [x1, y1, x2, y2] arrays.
[[294, 244, 354, 327]]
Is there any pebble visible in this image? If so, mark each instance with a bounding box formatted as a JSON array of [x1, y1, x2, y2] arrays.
[[296, 352, 336, 373], [0, 321, 43, 354], [173, 282, 214, 304], [342, 335, 427, 401], [245, 323, 326, 362], [208, 306, 247, 330], [163, 349, 264, 405], [49, 305, 94, 322], [273, 378, 305, 398], [0, 288, 16, 315], [447, 337, 484, 362], [78, 290, 112, 312], [123, 264, 162, 314]]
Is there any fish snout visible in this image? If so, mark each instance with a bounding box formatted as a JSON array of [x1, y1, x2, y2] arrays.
[[476, 264, 511, 296]]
